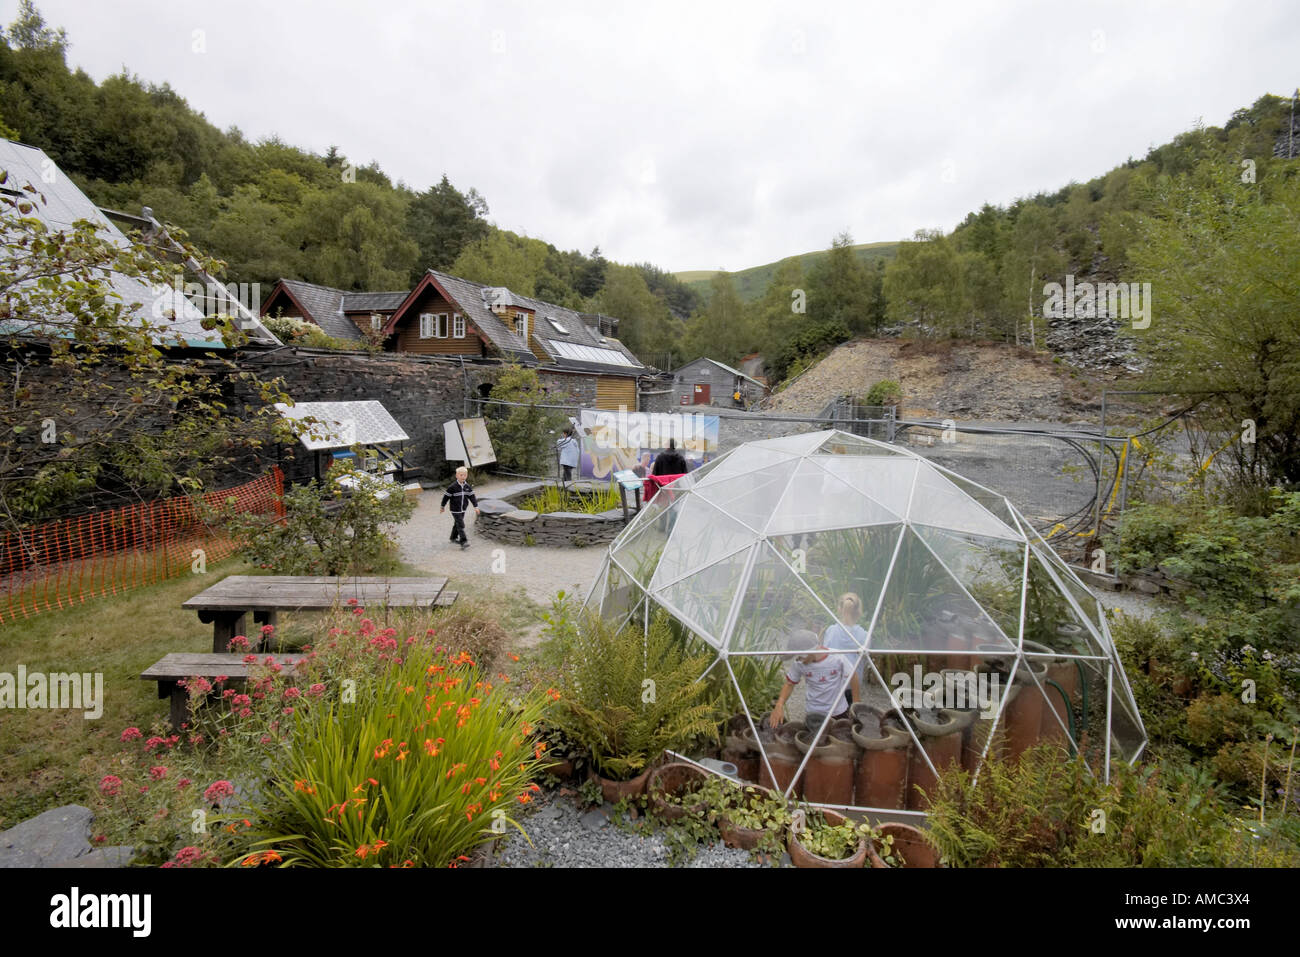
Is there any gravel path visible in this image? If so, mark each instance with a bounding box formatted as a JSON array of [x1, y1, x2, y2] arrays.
[[490, 790, 770, 868], [393, 482, 607, 614]]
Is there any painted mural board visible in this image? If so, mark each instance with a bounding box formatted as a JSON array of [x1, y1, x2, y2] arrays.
[[577, 410, 718, 480]]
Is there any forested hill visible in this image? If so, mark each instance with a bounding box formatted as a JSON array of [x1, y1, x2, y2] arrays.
[[0, 2, 699, 363]]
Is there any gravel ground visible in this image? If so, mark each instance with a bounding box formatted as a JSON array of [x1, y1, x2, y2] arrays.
[[393, 482, 607, 613], [490, 790, 771, 868]]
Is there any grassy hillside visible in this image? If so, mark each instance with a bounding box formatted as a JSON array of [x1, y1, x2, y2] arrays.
[[677, 240, 898, 302]]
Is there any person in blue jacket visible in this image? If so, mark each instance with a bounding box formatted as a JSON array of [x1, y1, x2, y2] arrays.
[[440, 466, 480, 549]]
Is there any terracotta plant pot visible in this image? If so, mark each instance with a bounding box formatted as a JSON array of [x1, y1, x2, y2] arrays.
[[647, 762, 708, 821], [878, 822, 940, 868], [787, 809, 876, 869], [718, 817, 767, 850], [851, 708, 911, 810], [757, 721, 804, 799], [905, 710, 963, 811], [721, 748, 760, 783], [588, 763, 654, 804], [540, 754, 577, 781], [795, 729, 857, 806]]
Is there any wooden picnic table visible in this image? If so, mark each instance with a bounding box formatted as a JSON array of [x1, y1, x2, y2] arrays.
[[182, 575, 449, 652], [141, 652, 306, 730]]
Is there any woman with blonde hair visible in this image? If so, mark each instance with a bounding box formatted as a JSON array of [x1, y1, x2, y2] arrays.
[[823, 592, 869, 707]]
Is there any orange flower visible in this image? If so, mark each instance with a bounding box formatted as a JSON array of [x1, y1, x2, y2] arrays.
[[424, 739, 440, 757], [517, 793, 532, 804], [461, 782, 472, 795], [535, 742, 548, 758], [355, 844, 371, 859], [367, 778, 379, 787], [260, 850, 282, 864], [508, 653, 520, 662], [352, 782, 366, 794], [489, 789, 500, 802], [475, 776, 487, 786], [546, 687, 561, 701], [240, 855, 260, 867], [372, 840, 388, 852], [489, 758, 500, 771]]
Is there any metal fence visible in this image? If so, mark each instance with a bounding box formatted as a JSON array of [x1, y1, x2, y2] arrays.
[[474, 397, 1108, 556]]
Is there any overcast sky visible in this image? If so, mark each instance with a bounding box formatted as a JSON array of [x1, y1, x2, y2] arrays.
[[24, 0, 1300, 273]]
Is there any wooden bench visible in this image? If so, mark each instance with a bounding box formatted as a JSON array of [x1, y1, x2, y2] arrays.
[[434, 591, 458, 607], [183, 575, 449, 652], [141, 653, 304, 730]]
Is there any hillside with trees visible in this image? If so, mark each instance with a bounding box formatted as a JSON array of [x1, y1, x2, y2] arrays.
[[0, 2, 699, 366]]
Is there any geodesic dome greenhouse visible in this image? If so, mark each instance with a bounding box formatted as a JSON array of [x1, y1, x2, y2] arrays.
[[582, 429, 1146, 814]]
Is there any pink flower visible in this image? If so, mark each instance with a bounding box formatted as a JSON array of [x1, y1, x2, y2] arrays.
[[177, 778, 192, 790], [203, 780, 236, 804], [284, 687, 301, 699], [346, 598, 359, 606], [149, 766, 169, 781], [190, 677, 212, 694], [308, 684, 325, 697], [227, 635, 250, 651], [282, 707, 294, 715], [260, 735, 273, 745], [99, 775, 123, 797], [231, 694, 251, 708], [242, 654, 258, 664], [120, 727, 142, 742], [171, 846, 205, 867], [144, 736, 166, 753], [260, 624, 274, 636]]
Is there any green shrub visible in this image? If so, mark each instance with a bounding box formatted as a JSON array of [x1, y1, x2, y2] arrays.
[[543, 599, 721, 781], [483, 365, 569, 475], [220, 461, 414, 575], [262, 315, 369, 351], [924, 744, 1300, 867], [862, 379, 903, 408]]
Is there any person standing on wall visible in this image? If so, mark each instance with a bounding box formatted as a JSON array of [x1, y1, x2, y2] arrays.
[[440, 466, 480, 550], [556, 425, 580, 482]]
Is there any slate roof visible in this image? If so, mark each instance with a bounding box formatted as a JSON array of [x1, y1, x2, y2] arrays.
[[424, 269, 537, 363], [0, 139, 230, 349], [506, 292, 645, 375], [343, 291, 407, 313], [274, 280, 358, 341]]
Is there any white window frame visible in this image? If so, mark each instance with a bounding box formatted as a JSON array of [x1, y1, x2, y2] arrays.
[[419, 313, 434, 339], [435, 313, 449, 338], [515, 312, 528, 338], [370, 314, 383, 331], [453, 314, 466, 339]]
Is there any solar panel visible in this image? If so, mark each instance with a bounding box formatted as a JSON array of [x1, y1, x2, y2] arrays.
[[275, 400, 410, 450], [0, 139, 225, 348]]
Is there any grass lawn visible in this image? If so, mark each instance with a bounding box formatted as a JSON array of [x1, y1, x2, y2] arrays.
[[0, 556, 548, 829]]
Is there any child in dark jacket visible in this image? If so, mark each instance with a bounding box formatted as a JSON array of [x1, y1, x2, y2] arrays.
[[440, 466, 480, 549]]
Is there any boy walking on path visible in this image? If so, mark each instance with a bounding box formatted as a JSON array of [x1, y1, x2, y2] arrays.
[[440, 466, 481, 549]]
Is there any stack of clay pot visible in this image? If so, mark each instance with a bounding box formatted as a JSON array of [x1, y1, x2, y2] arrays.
[[795, 716, 858, 806], [904, 706, 965, 810], [1029, 632, 1083, 745], [756, 718, 804, 798], [722, 714, 761, 782], [850, 704, 911, 810]]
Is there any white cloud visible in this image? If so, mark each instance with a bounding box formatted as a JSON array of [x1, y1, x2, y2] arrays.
[[34, 0, 1300, 273]]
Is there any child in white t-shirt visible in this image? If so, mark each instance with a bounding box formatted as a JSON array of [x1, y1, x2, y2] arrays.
[[768, 630, 860, 728]]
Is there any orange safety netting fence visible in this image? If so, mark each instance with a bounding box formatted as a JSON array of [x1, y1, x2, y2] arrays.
[[0, 468, 283, 625]]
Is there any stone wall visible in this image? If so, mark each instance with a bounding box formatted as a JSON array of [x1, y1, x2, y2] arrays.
[[235, 348, 498, 486], [475, 481, 630, 547], [539, 370, 598, 407]]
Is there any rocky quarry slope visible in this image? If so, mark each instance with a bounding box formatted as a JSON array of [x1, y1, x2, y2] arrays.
[[764, 338, 1122, 423]]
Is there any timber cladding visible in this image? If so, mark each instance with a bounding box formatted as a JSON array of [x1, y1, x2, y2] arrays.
[[391, 285, 487, 357], [595, 375, 637, 412]]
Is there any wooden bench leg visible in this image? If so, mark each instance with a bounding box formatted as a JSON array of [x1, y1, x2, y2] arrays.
[[253, 609, 279, 651], [207, 611, 248, 653], [163, 682, 188, 731]]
